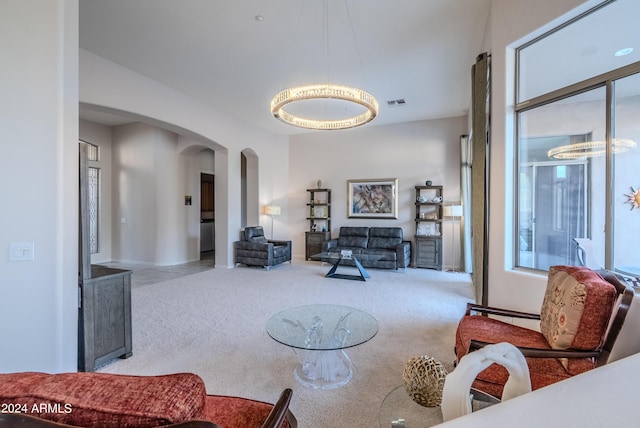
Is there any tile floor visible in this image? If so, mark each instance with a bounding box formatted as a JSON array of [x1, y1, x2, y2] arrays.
[[100, 251, 215, 286]]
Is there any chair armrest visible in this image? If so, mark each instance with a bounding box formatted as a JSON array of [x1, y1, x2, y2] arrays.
[[469, 339, 600, 359], [465, 302, 540, 320], [261, 388, 297, 428], [395, 241, 411, 268], [322, 239, 338, 252]]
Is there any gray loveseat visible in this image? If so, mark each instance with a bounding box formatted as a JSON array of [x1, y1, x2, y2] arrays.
[[321, 226, 411, 270]]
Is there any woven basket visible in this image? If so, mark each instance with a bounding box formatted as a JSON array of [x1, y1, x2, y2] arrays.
[[402, 355, 448, 407]]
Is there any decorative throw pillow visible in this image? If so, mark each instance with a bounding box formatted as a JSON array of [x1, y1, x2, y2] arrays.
[[540, 265, 616, 351], [249, 236, 268, 244]]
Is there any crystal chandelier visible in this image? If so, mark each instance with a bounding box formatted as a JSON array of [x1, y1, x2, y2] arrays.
[[271, 84, 378, 130], [270, 0, 378, 131], [547, 138, 636, 159]]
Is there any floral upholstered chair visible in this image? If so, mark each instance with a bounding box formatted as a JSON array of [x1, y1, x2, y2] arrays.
[[454, 265, 634, 400]]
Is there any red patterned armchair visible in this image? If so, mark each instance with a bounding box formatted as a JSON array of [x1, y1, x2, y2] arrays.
[[0, 372, 296, 428], [454, 265, 634, 400]]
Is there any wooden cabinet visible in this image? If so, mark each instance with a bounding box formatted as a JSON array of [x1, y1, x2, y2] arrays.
[[305, 231, 332, 260], [414, 185, 443, 270], [78, 265, 132, 371], [305, 188, 331, 260], [415, 235, 442, 270]]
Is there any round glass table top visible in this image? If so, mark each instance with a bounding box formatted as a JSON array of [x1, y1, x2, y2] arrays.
[[266, 304, 378, 350]]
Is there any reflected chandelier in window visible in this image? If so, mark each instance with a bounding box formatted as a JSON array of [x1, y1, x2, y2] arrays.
[[547, 138, 637, 160]]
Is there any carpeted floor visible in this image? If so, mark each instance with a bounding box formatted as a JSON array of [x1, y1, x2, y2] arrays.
[[98, 261, 474, 428]]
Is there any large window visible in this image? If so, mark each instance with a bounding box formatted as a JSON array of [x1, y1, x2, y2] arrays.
[[515, 0, 640, 275]]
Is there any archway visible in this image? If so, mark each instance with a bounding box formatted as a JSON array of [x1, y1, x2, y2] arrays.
[[79, 102, 232, 268]]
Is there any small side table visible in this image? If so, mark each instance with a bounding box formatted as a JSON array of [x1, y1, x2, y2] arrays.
[[379, 386, 498, 427], [379, 385, 443, 428]]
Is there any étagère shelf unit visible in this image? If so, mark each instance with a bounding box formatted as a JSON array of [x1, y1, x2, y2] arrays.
[[305, 188, 331, 260], [414, 185, 443, 270]]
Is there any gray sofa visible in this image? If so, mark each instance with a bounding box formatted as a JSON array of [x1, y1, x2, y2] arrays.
[[321, 226, 411, 270], [234, 226, 292, 270]]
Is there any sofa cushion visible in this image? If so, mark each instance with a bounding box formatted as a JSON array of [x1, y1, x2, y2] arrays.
[[337, 227, 369, 249], [0, 372, 206, 427], [249, 236, 268, 244], [204, 395, 288, 428], [244, 226, 266, 241], [368, 227, 403, 250], [455, 316, 581, 398], [364, 248, 396, 260]]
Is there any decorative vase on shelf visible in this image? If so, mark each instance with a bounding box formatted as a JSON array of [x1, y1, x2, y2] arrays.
[[316, 180, 323, 189], [425, 180, 432, 186]]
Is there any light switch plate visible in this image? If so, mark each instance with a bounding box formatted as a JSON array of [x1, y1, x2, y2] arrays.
[[10, 242, 35, 261]]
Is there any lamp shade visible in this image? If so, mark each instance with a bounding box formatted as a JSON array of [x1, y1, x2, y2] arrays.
[[264, 206, 281, 216]]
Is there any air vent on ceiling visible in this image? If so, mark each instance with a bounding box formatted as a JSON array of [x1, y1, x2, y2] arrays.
[[387, 98, 406, 107]]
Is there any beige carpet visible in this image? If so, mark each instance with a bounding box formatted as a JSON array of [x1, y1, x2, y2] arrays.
[[98, 261, 474, 428]]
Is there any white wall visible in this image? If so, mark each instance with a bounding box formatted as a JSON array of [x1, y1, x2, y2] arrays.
[[111, 123, 172, 264], [0, 0, 78, 372], [486, 0, 601, 311], [242, 149, 260, 229], [289, 117, 467, 267]]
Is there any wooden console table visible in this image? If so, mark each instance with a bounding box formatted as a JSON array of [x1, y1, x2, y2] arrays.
[[78, 265, 132, 371]]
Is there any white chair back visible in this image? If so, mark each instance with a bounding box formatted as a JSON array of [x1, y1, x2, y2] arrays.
[[573, 238, 603, 269]]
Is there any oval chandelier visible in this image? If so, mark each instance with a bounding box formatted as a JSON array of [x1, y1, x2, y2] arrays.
[[270, 0, 378, 131], [271, 84, 378, 131], [547, 138, 637, 160]]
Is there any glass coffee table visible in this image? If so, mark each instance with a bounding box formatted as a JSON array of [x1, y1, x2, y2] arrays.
[[266, 304, 378, 389], [311, 252, 384, 281]]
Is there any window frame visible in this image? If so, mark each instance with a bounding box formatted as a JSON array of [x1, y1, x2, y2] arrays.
[[514, 4, 640, 272]]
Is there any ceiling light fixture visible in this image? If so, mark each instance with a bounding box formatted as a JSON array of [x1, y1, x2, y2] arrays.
[[547, 138, 637, 160], [614, 47, 634, 57], [270, 0, 378, 131]]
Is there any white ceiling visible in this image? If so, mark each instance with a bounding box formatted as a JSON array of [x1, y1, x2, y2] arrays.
[[77, 1, 640, 135], [78, 0, 492, 135]]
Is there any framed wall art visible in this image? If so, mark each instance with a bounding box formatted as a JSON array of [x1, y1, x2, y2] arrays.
[[347, 178, 398, 219]]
